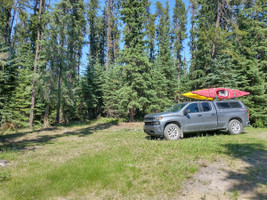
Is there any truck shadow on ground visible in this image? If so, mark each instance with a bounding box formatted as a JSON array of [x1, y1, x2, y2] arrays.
[[146, 130, 234, 140], [183, 130, 230, 138], [222, 143, 267, 199], [0, 119, 119, 152]]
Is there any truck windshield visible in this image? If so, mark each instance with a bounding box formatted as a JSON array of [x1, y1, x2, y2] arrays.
[[166, 103, 187, 112]]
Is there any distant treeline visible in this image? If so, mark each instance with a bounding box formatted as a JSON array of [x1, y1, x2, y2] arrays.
[[0, 0, 266, 128]]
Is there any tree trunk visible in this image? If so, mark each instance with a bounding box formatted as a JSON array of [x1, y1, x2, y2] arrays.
[[56, 65, 62, 124], [77, 49, 81, 77], [43, 60, 53, 127], [56, 4, 66, 124], [191, 14, 196, 59], [177, 62, 180, 83], [9, 0, 18, 47], [11, 3, 19, 51], [190, 0, 198, 65], [113, 33, 117, 63], [212, 0, 221, 59], [106, 0, 112, 70], [129, 107, 135, 122], [176, 23, 181, 96], [43, 105, 50, 127], [4, 6, 12, 45], [149, 39, 153, 63], [29, 0, 43, 128]]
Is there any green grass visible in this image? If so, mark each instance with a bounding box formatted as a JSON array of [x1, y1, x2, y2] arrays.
[[0, 119, 266, 199]]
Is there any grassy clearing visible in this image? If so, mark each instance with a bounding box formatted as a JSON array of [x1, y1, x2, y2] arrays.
[[0, 118, 266, 199]]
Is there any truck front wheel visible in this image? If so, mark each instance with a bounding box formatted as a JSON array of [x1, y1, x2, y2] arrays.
[[228, 119, 243, 135], [164, 124, 181, 140]]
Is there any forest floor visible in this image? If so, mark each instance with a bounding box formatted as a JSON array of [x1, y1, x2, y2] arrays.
[[0, 118, 266, 200]]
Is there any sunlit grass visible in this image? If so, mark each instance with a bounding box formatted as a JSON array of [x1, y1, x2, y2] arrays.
[[0, 120, 266, 199]]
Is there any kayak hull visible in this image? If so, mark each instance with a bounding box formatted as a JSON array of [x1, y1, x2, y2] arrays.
[[192, 88, 250, 99]]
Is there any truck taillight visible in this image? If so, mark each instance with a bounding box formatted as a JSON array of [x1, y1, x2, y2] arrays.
[[246, 110, 249, 119]]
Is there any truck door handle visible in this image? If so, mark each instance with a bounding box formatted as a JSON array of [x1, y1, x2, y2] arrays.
[[211, 114, 215, 116], [197, 114, 202, 117]]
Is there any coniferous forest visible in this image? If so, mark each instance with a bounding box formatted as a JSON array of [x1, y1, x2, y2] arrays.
[[0, 0, 266, 129]]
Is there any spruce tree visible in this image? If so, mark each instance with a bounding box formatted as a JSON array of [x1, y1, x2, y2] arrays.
[[172, 0, 187, 101], [0, 0, 14, 46], [66, 0, 86, 79], [1, 0, 45, 128], [38, 6, 59, 126], [172, 0, 187, 71], [189, 0, 198, 62], [63, 0, 86, 122], [149, 60, 170, 113], [232, 1, 267, 127], [204, 54, 238, 88], [1, 40, 40, 128], [155, 1, 177, 103], [3, 63, 32, 128], [87, 0, 100, 66], [82, 60, 104, 119], [190, 0, 235, 89], [144, 0, 156, 63], [103, 65, 123, 117], [83, 0, 106, 119], [36, 0, 87, 124], [98, 8, 107, 67], [0, 37, 14, 123], [120, 0, 153, 121], [105, 0, 120, 69], [29, 0, 46, 128]]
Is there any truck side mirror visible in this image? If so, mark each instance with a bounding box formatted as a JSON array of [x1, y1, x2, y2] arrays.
[[184, 109, 190, 115]]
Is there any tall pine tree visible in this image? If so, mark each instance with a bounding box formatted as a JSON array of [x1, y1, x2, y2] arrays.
[[119, 0, 153, 121], [172, 0, 187, 101], [155, 1, 177, 104]]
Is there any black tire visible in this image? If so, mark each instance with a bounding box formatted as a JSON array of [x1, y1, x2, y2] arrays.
[[228, 119, 243, 135], [164, 123, 181, 140], [150, 136, 156, 140]]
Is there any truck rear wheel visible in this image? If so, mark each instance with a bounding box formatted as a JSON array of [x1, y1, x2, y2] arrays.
[[228, 119, 243, 135], [164, 124, 181, 140]]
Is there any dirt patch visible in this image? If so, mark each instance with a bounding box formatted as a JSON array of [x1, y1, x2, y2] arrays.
[[178, 157, 267, 200], [108, 122, 143, 131]]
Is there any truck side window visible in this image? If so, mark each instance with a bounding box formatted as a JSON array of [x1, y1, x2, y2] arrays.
[[201, 102, 211, 112], [186, 103, 199, 113], [216, 102, 230, 109]]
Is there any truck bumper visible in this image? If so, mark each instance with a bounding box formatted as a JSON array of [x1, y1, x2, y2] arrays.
[[143, 125, 163, 137], [245, 121, 250, 127]]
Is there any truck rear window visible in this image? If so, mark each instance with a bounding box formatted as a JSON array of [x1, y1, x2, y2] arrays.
[[229, 102, 242, 108], [216, 102, 230, 109]]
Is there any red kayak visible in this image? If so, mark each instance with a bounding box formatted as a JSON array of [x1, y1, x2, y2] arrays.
[[192, 88, 250, 99]]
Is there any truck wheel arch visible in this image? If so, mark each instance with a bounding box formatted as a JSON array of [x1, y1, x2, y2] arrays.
[[164, 121, 183, 138], [227, 117, 244, 132], [228, 117, 243, 125]]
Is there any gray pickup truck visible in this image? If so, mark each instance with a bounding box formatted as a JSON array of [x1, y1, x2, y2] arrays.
[[144, 100, 250, 140]]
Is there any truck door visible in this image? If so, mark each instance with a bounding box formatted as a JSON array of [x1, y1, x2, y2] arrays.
[[182, 103, 203, 132], [199, 102, 217, 130]]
